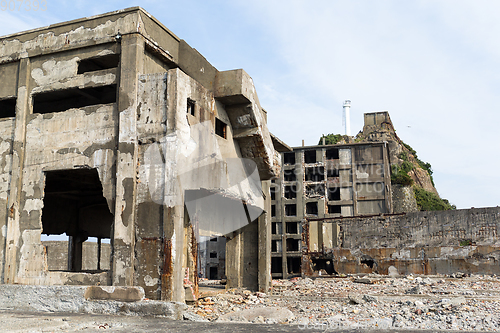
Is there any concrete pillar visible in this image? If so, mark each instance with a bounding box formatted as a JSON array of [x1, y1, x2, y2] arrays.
[[258, 180, 272, 292], [4, 57, 30, 284], [112, 34, 144, 286]]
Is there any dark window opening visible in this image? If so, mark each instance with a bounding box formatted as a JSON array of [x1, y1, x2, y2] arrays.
[[215, 118, 227, 139], [327, 168, 339, 178], [272, 222, 282, 235], [286, 222, 299, 234], [286, 238, 300, 252], [271, 205, 276, 217], [41, 168, 113, 273], [210, 237, 218, 242], [284, 152, 295, 165], [0, 98, 16, 118], [284, 185, 297, 199], [306, 184, 324, 197], [33, 84, 117, 114], [270, 187, 276, 201], [285, 204, 297, 216], [328, 205, 342, 214], [312, 259, 336, 275], [271, 257, 283, 274], [328, 187, 341, 201], [271, 239, 282, 252], [77, 54, 120, 74], [209, 266, 218, 280], [210, 252, 217, 259], [287, 257, 301, 274], [306, 202, 318, 215], [326, 148, 339, 160], [271, 178, 276, 183], [304, 150, 316, 164], [187, 98, 195, 116], [305, 167, 324, 182], [284, 169, 296, 182]]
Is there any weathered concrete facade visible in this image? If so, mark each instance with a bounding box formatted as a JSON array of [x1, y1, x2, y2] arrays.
[[271, 141, 392, 278], [303, 207, 500, 276], [0, 7, 279, 302]]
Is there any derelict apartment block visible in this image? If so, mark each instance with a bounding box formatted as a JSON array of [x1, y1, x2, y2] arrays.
[[0, 7, 280, 302], [271, 141, 393, 278]]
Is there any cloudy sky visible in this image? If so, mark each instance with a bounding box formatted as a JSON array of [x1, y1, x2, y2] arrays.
[[1, 0, 499, 209]]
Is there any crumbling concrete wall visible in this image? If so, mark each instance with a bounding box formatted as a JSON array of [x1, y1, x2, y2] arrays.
[[42, 241, 111, 271], [302, 207, 500, 276]]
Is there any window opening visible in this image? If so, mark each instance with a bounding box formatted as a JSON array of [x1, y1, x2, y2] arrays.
[[272, 222, 282, 235], [326, 148, 339, 160], [306, 202, 318, 215], [284, 185, 297, 199], [33, 84, 117, 114], [286, 238, 300, 251], [286, 222, 299, 234], [0, 97, 16, 118], [285, 204, 297, 216], [187, 98, 195, 116], [77, 54, 120, 74], [328, 187, 341, 201], [215, 118, 227, 138], [304, 150, 316, 164], [271, 205, 276, 217], [328, 205, 342, 214], [41, 168, 113, 273], [287, 257, 301, 274], [271, 240, 282, 252], [209, 266, 218, 280], [210, 252, 217, 259], [305, 167, 324, 182], [305, 184, 324, 197], [271, 257, 283, 274], [284, 169, 296, 182], [270, 187, 276, 201], [283, 152, 295, 165]]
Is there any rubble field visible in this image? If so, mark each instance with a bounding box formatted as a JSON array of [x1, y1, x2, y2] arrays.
[[187, 273, 500, 330]]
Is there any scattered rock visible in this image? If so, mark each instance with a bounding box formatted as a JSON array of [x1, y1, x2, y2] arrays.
[[388, 266, 399, 277], [362, 295, 378, 303], [183, 312, 209, 322], [348, 294, 364, 304], [353, 278, 373, 284]]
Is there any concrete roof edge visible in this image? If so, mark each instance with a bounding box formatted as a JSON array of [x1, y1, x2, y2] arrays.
[[270, 133, 292, 152], [0, 6, 180, 42]]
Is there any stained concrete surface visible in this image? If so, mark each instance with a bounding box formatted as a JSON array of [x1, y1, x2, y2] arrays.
[[0, 311, 484, 333]]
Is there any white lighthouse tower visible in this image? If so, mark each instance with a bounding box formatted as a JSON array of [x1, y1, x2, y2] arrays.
[[343, 100, 351, 136]]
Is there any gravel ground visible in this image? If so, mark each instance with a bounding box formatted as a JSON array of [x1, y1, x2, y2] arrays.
[[188, 273, 500, 331]]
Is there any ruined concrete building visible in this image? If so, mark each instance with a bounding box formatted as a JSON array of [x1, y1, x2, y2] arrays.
[[273, 111, 500, 278], [0, 7, 281, 302], [271, 115, 392, 278]]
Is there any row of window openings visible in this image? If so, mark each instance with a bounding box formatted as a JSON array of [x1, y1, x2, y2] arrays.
[[283, 168, 341, 182], [282, 202, 342, 216], [272, 221, 300, 234], [283, 148, 340, 165], [275, 186, 342, 201], [271, 238, 300, 252], [187, 98, 227, 139], [1, 55, 120, 118]]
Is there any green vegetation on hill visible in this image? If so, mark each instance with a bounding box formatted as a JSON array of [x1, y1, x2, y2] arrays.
[[414, 187, 456, 211], [318, 133, 343, 145], [402, 142, 434, 186]]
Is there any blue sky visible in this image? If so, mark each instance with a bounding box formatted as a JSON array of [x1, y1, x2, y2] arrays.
[[1, 0, 499, 209]]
